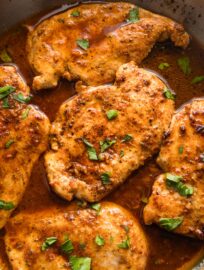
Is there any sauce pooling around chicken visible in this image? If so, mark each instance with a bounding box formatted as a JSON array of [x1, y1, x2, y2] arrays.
[[0, 3, 204, 269]]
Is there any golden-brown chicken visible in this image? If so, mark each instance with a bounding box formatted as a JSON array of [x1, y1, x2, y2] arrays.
[[143, 99, 204, 240], [5, 202, 148, 270], [0, 65, 50, 229], [45, 62, 174, 202], [27, 2, 189, 90]]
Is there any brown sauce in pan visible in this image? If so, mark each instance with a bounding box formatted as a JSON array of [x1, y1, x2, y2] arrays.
[[1, 4, 204, 269]]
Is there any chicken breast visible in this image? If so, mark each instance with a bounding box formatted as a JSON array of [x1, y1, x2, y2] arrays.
[[0, 65, 50, 229], [5, 202, 148, 270], [143, 99, 204, 240], [27, 2, 189, 91], [45, 62, 174, 202]]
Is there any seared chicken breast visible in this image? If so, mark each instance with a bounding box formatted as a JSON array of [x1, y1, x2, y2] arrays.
[[5, 202, 148, 270], [45, 62, 174, 202], [27, 2, 189, 90], [143, 99, 204, 240], [0, 65, 49, 229]]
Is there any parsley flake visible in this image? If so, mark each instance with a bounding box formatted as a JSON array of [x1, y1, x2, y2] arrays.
[[5, 139, 14, 149], [159, 217, 183, 231], [77, 39, 89, 50], [61, 238, 74, 255], [177, 57, 191, 75], [0, 85, 15, 100], [0, 200, 15, 210], [191, 76, 204, 84], [95, 235, 105, 246], [82, 138, 98, 161], [178, 146, 184, 154], [13, 93, 31, 103], [163, 87, 176, 100], [118, 236, 130, 249], [0, 49, 12, 63], [101, 172, 111, 185], [71, 10, 80, 17], [2, 97, 10, 108], [100, 138, 116, 152], [122, 134, 133, 143], [90, 203, 101, 213], [70, 256, 91, 270], [41, 237, 57, 251], [126, 7, 139, 23], [106, 109, 118, 120], [158, 62, 170, 70], [21, 107, 31, 120]]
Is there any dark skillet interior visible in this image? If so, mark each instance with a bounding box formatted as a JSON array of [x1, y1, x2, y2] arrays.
[[0, 1, 204, 269]]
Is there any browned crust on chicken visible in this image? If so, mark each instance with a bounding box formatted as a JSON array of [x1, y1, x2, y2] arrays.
[[143, 99, 204, 240], [0, 65, 50, 229], [27, 2, 189, 90], [44, 62, 174, 202], [5, 202, 148, 270]]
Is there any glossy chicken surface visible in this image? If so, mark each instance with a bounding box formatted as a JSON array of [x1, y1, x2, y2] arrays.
[[27, 2, 189, 90], [143, 99, 204, 240], [0, 65, 49, 229], [45, 62, 174, 202], [5, 202, 148, 270]]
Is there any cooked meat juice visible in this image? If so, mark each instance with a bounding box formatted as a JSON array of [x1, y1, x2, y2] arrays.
[[0, 3, 204, 269]]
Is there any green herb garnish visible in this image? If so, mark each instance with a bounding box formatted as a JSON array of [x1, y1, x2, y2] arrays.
[[126, 7, 139, 23], [90, 203, 101, 213], [41, 237, 57, 251], [158, 62, 170, 70], [95, 235, 105, 246], [159, 217, 183, 231], [163, 87, 176, 100], [122, 225, 129, 233], [117, 236, 130, 249], [13, 93, 31, 103], [61, 238, 74, 255], [21, 107, 31, 120], [0, 86, 15, 100], [77, 39, 89, 50], [178, 146, 184, 154], [71, 10, 80, 17], [120, 150, 124, 157], [106, 109, 118, 120], [0, 200, 14, 210], [100, 138, 116, 152], [82, 138, 98, 161], [5, 139, 14, 149], [166, 173, 193, 197], [2, 97, 10, 109], [70, 256, 91, 270], [122, 134, 133, 143], [191, 76, 204, 84], [101, 172, 111, 185], [0, 49, 12, 63], [177, 57, 191, 75]]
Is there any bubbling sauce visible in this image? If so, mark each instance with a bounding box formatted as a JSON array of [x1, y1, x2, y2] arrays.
[[0, 3, 204, 269]]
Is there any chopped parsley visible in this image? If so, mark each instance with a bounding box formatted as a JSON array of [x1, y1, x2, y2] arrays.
[[71, 10, 80, 17], [76, 199, 87, 208], [120, 150, 124, 157], [21, 107, 31, 120], [0, 49, 12, 63], [90, 203, 101, 213], [100, 138, 116, 152], [77, 39, 89, 50], [141, 196, 148, 204], [95, 235, 105, 246], [122, 134, 133, 143], [0, 200, 14, 210], [2, 97, 10, 108], [5, 139, 14, 149], [0, 85, 15, 100], [106, 109, 118, 120], [159, 217, 183, 231], [177, 57, 191, 75], [100, 172, 111, 185], [82, 138, 98, 161], [13, 93, 31, 103], [191, 76, 204, 84], [178, 146, 184, 154], [69, 256, 91, 270], [163, 87, 176, 100], [158, 62, 170, 70], [61, 238, 74, 255], [166, 173, 194, 197], [41, 236, 57, 251], [121, 225, 129, 233], [118, 236, 130, 249], [126, 7, 139, 23]]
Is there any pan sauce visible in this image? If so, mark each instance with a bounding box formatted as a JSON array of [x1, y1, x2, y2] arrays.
[[0, 3, 204, 269]]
